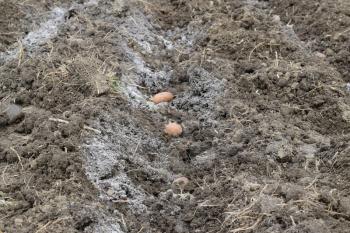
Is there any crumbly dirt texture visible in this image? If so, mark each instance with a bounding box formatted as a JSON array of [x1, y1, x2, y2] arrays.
[[1, 0, 350, 233]]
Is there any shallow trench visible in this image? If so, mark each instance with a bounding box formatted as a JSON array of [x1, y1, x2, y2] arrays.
[[82, 0, 340, 232], [83, 1, 226, 232]]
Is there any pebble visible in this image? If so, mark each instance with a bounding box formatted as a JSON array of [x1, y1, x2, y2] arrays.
[[14, 218, 23, 225], [314, 51, 326, 59], [173, 177, 189, 190]]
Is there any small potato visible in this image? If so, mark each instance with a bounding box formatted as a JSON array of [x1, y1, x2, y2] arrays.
[[164, 122, 183, 137], [151, 92, 174, 104]]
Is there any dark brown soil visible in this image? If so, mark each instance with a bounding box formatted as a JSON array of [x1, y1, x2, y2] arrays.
[[0, 1, 27, 52], [1, 0, 350, 233], [269, 0, 350, 82]]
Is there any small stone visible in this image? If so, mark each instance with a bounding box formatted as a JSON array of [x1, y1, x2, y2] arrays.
[[325, 48, 335, 56], [5, 104, 24, 123], [314, 52, 326, 59], [243, 182, 261, 191], [175, 221, 188, 233], [346, 83, 350, 92], [277, 77, 289, 88], [291, 82, 299, 89], [272, 15, 280, 22], [40, 204, 53, 214], [107, 189, 114, 196], [172, 177, 189, 191], [14, 218, 23, 225]]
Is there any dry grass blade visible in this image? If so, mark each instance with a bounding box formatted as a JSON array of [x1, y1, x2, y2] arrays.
[[49, 117, 69, 124], [83, 125, 101, 134], [49, 118, 101, 133], [34, 217, 71, 233], [17, 39, 24, 67], [248, 42, 265, 61], [136, 226, 144, 233], [2, 165, 8, 186], [224, 198, 259, 219], [10, 147, 24, 170], [230, 216, 264, 233]]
